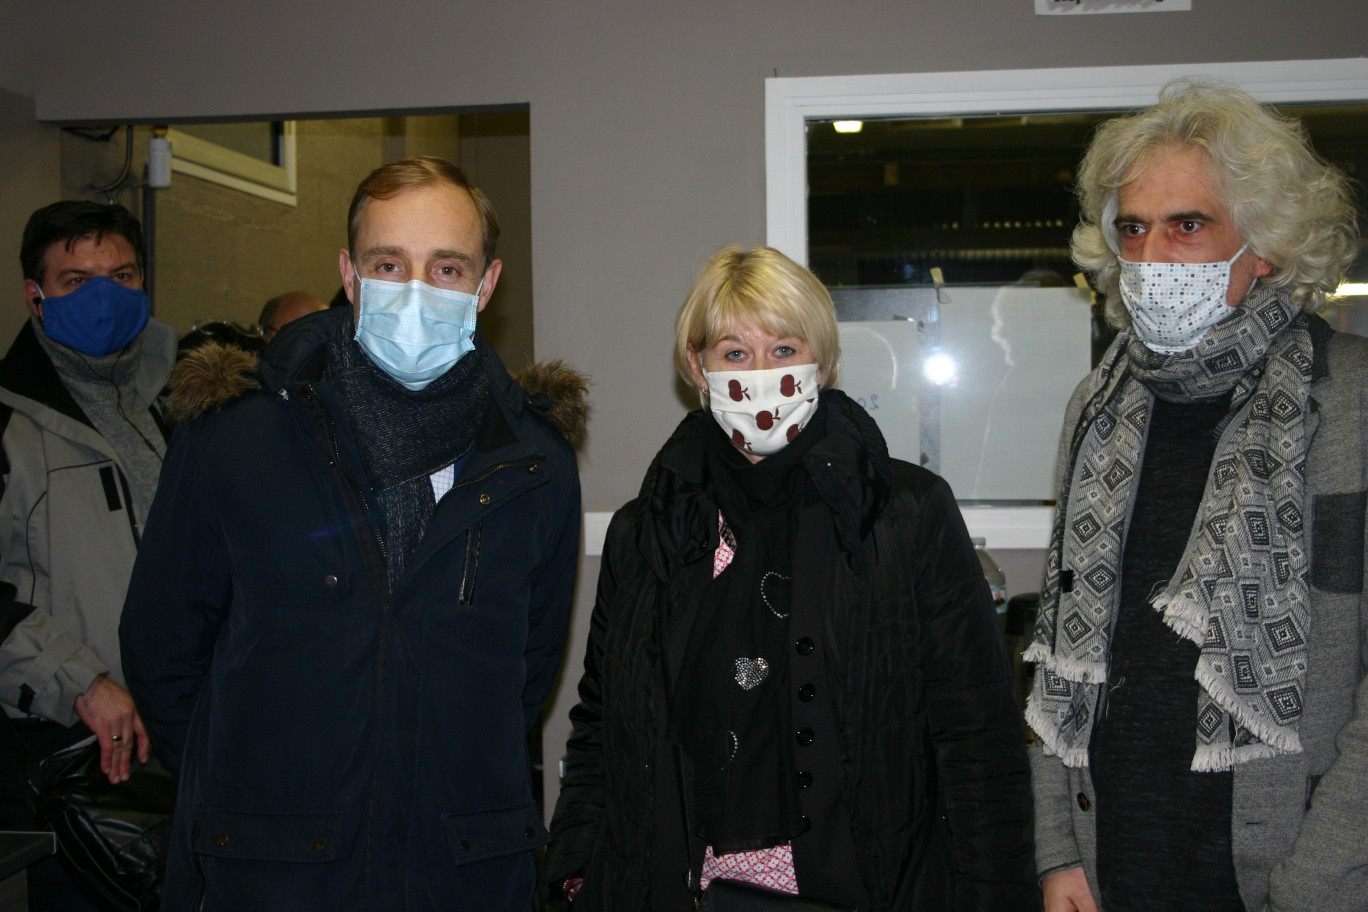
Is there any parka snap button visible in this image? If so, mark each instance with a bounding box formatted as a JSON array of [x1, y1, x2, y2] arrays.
[[324, 575, 338, 588], [479, 493, 492, 505], [460, 839, 472, 852], [1077, 792, 1090, 811], [214, 834, 228, 846], [313, 839, 326, 852], [798, 683, 815, 702], [529, 464, 541, 474], [795, 637, 815, 656], [797, 770, 813, 788], [796, 727, 814, 746], [524, 826, 535, 838]]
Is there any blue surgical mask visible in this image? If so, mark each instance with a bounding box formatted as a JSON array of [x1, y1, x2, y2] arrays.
[[38, 275, 149, 357], [354, 276, 483, 390]]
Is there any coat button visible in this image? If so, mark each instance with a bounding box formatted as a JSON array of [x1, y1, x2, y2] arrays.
[[796, 727, 814, 746], [797, 815, 811, 834], [214, 834, 228, 846], [479, 493, 491, 505], [1077, 792, 1090, 811], [324, 574, 338, 588], [524, 826, 535, 838], [313, 839, 326, 852], [798, 683, 815, 702], [460, 839, 472, 852], [797, 770, 813, 789], [795, 637, 815, 656]]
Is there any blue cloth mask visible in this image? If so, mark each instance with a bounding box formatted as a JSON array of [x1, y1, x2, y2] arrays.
[[39, 275, 150, 357], [354, 276, 483, 390]]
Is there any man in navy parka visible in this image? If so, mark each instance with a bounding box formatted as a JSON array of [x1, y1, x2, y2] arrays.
[[120, 157, 584, 911]]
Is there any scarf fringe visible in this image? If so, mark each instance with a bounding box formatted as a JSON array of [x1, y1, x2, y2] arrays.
[[1194, 660, 1303, 755], [1190, 740, 1283, 773], [1039, 652, 1109, 685], [1024, 700, 1090, 769], [1021, 642, 1051, 665], [1156, 592, 1207, 645]]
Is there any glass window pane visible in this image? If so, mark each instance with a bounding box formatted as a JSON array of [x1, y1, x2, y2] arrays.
[[809, 106, 1368, 504]]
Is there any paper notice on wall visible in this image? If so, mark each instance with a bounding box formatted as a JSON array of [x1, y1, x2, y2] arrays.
[[1036, 0, 1190, 14]]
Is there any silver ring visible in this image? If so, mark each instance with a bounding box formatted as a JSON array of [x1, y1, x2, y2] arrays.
[[111, 734, 123, 743]]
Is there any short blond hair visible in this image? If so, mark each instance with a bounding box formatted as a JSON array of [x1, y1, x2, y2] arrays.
[[674, 246, 840, 392]]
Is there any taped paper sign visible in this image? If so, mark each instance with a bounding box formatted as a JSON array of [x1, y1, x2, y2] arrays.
[[1036, 0, 1190, 14]]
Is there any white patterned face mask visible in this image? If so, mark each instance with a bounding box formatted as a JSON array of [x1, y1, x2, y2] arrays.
[[1119, 244, 1250, 355], [704, 363, 820, 457]]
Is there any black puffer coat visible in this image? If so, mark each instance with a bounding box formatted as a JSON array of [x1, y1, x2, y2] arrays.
[[546, 391, 1038, 911]]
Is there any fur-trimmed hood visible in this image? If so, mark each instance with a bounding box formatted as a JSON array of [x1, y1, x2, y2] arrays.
[[166, 340, 589, 447]]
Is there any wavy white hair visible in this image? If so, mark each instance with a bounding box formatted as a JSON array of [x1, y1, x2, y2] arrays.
[[1071, 79, 1359, 326]]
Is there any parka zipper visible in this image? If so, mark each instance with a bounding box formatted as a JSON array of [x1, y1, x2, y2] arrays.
[[190, 820, 206, 911], [448, 457, 541, 492], [308, 383, 389, 569], [302, 381, 392, 895]]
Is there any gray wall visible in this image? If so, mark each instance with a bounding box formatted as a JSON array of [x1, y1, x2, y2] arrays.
[[460, 112, 536, 369], [4, 0, 1365, 819], [0, 89, 59, 347]]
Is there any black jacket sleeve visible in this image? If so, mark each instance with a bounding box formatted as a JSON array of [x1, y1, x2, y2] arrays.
[[544, 502, 637, 907], [120, 424, 234, 775], [911, 475, 1040, 910]]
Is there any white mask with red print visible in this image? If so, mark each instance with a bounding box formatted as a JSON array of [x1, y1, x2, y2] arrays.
[[703, 363, 820, 457]]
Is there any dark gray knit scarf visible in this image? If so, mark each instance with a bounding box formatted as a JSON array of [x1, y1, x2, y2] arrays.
[[326, 315, 490, 592], [34, 315, 166, 528], [1025, 285, 1311, 772]]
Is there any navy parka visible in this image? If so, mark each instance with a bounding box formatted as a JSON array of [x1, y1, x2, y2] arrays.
[[121, 309, 581, 911]]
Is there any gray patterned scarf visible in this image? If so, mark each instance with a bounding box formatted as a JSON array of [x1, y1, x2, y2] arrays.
[[1025, 285, 1311, 772]]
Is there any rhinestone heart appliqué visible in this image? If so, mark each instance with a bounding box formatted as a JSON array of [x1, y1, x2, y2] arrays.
[[734, 657, 770, 690]]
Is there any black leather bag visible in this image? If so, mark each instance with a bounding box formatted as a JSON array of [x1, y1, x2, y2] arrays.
[[28, 730, 176, 912], [700, 879, 857, 912]]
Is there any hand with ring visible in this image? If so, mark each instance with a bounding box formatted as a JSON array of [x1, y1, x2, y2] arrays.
[[73, 675, 150, 783]]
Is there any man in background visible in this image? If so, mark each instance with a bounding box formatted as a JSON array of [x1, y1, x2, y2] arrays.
[[0, 200, 177, 908], [0, 201, 175, 782], [258, 289, 326, 342], [1028, 81, 1367, 912]]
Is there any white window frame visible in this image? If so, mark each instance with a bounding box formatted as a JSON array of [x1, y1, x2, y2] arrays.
[[765, 58, 1368, 548], [166, 122, 298, 206]]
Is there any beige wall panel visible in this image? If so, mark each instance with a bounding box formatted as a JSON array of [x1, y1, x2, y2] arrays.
[[154, 118, 385, 333]]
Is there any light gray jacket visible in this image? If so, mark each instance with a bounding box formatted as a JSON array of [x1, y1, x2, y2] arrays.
[[0, 319, 176, 724], [1032, 316, 1368, 912]]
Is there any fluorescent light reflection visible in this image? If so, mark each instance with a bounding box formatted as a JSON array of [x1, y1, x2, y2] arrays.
[[1336, 283, 1368, 297], [923, 351, 957, 386], [833, 120, 863, 134]]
